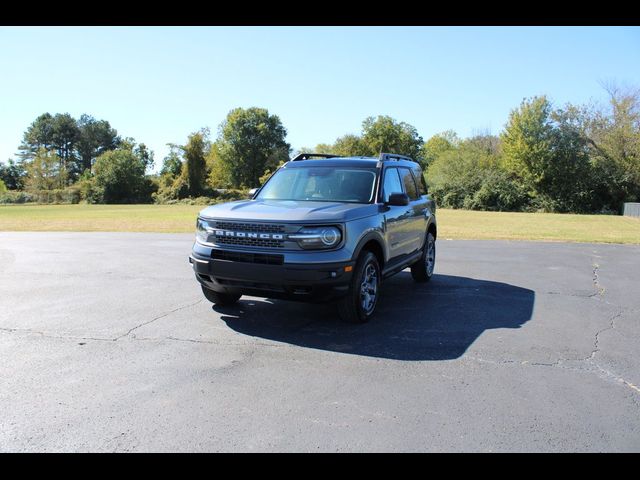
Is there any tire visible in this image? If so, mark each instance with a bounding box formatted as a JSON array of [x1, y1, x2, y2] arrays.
[[201, 285, 241, 306], [337, 251, 381, 324], [411, 231, 436, 283]]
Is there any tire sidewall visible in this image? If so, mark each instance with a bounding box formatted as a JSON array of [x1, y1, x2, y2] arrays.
[[424, 232, 435, 278], [411, 230, 435, 282], [353, 251, 381, 321]]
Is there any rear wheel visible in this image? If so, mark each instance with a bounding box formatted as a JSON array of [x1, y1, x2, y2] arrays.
[[337, 251, 381, 323], [201, 285, 241, 306], [411, 231, 436, 282]]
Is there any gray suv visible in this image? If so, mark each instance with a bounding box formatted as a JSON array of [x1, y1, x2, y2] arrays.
[[189, 153, 437, 323]]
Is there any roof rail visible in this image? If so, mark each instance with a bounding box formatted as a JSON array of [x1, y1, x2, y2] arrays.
[[379, 152, 414, 163], [291, 153, 339, 162]]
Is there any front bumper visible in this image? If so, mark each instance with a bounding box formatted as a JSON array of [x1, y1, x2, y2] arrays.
[[189, 244, 355, 303]]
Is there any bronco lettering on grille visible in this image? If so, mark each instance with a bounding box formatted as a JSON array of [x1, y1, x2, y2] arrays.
[[214, 230, 284, 240]]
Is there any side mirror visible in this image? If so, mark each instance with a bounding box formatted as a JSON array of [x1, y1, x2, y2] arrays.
[[248, 187, 259, 198], [386, 192, 410, 206]]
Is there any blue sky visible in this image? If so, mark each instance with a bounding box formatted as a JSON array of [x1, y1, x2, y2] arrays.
[[1, 26, 639, 172]]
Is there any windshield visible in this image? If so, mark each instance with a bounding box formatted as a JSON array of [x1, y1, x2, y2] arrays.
[[256, 166, 377, 203]]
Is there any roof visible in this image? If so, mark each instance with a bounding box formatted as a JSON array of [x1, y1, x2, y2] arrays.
[[284, 157, 378, 168], [284, 156, 419, 169]]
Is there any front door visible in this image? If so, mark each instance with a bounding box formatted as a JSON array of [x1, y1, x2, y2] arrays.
[[381, 167, 415, 259], [397, 167, 428, 254]]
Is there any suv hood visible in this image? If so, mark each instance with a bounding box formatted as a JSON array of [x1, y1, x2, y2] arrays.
[[199, 199, 378, 223]]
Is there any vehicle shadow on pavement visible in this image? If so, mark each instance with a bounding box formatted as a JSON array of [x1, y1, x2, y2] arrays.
[[214, 273, 535, 361]]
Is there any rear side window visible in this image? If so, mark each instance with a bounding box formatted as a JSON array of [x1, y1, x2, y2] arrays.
[[412, 166, 428, 196], [382, 167, 403, 202], [398, 167, 419, 200]]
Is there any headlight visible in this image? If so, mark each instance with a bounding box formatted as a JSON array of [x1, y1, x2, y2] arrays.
[[289, 226, 342, 249], [196, 218, 212, 243]]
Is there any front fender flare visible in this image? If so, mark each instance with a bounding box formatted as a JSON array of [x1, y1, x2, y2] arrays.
[[351, 229, 387, 264]]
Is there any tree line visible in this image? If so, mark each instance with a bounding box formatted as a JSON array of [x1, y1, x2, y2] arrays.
[[1, 83, 639, 213]]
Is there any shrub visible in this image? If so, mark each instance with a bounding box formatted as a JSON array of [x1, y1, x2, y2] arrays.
[[0, 190, 32, 204], [465, 170, 531, 211], [0, 188, 83, 204], [152, 188, 248, 205], [427, 141, 531, 211], [92, 149, 154, 203]]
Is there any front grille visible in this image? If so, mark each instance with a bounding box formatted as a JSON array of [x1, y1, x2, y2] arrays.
[[215, 236, 283, 248], [213, 221, 285, 234], [211, 250, 284, 265], [210, 220, 286, 248]]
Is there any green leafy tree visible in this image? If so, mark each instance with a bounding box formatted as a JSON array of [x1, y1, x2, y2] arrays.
[[422, 131, 459, 168], [180, 130, 209, 196], [501, 96, 555, 189], [0, 179, 7, 194], [217, 107, 290, 188], [92, 149, 153, 203], [314, 117, 423, 161], [207, 141, 233, 189], [25, 147, 67, 191], [360, 115, 424, 161], [577, 85, 640, 211], [76, 114, 120, 173], [548, 107, 597, 212], [502, 96, 596, 212], [160, 144, 184, 177], [118, 137, 155, 172], [18, 113, 55, 160], [75, 169, 96, 203], [20, 112, 120, 178], [134, 143, 154, 172], [332, 134, 369, 156], [309, 135, 368, 157], [427, 140, 529, 211], [19, 113, 80, 182], [310, 143, 335, 154], [0, 159, 27, 190], [467, 131, 501, 156], [51, 113, 80, 173]]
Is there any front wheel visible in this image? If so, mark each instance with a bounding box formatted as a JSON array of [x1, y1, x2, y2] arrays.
[[411, 231, 436, 282], [337, 251, 381, 323], [201, 285, 241, 306]]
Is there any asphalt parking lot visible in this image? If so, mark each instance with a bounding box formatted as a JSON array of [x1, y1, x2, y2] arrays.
[[0, 232, 639, 452]]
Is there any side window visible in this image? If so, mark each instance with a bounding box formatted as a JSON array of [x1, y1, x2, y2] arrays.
[[382, 168, 403, 203], [412, 166, 428, 196], [399, 167, 419, 201]]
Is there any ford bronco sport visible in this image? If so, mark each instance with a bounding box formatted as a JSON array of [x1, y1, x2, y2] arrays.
[[189, 153, 437, 323]]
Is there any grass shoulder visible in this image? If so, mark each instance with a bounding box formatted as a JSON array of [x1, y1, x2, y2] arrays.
[[1, 204, 639, 244]]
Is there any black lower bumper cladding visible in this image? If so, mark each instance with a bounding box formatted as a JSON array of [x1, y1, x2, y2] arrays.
[[189, 251, 355, 302]]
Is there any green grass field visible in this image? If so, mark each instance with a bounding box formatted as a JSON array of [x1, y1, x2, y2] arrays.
[[1, 204, 639, 244]]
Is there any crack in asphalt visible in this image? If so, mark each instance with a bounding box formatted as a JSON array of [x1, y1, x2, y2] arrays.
[[2, 248, 638, 401], [0, 297, 204, 344], [583, 253, 639, 395], [588, 311, 622, 361], [468, 252, 639, 398], [543, 291, 599, 299], [540, 256, 609, 301], [132, 334, 292, 349], [592, 261, 606, 297], [467, 347, 640, 398], [114, 298, 204, 340], [0, 327, 115, 343]]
